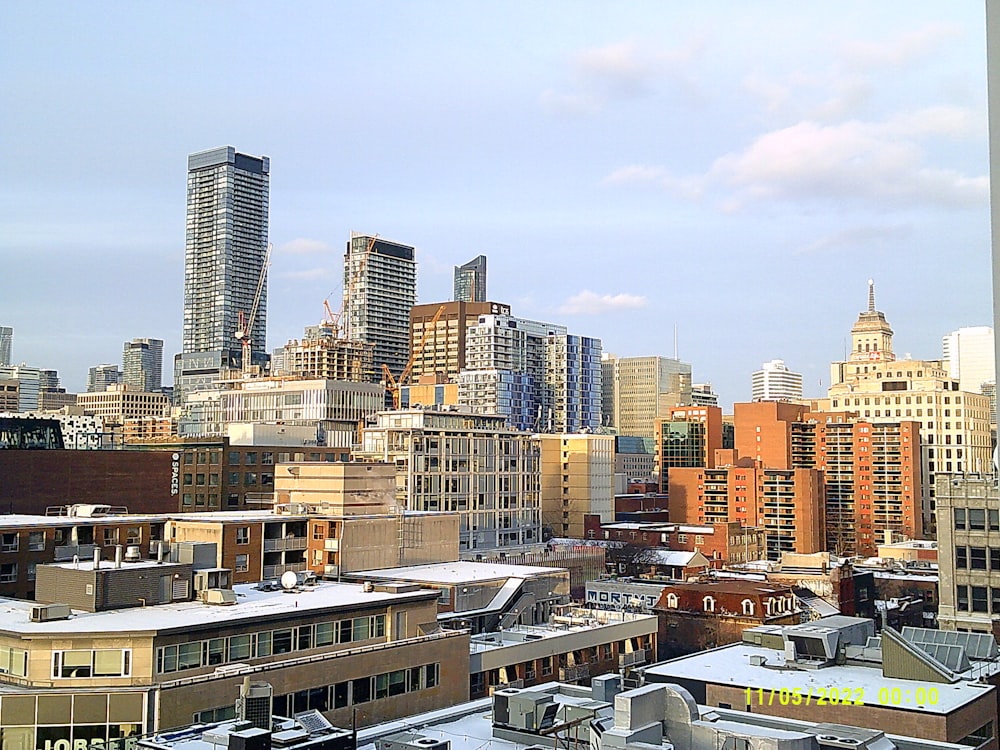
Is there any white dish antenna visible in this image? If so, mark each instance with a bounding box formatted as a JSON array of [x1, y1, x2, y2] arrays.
[[280, 570, 299, 591]]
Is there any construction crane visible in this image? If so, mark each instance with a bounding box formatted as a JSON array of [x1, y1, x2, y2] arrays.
[[382, 304, 446, 409], [340, 234, 378, 340], [235, 242, 273, 376]]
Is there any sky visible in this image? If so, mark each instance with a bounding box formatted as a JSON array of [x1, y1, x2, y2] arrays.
[[1, 1, 992, 409]]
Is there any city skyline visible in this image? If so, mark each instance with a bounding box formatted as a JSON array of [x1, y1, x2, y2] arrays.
[[1, 2, 991, 407]]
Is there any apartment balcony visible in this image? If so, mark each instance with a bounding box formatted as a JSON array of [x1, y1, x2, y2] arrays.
[[263, 562, 307, 579], [263, 537, 308, 553], [54, 544, 97, 562], [324, 538, 340, 552], [619, 649, 647, 669], [559, 664, 590, 683]]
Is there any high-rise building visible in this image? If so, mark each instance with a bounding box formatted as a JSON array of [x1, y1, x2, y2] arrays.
[[943, 326, 995, 395], [453, 255, 487, 303], [343, 233, 417, 380], [122, 338, 163, 392], [272, 322, 374, 382], [655, 405, 730, 492], [409, 301, 510, 381], [176, 146, 270, 401], [751, 359, 803, 402], [601, 355, 693, 440], [544, 333, 603, 433], [826, 287, 992, 528], [0, 365, 43, 411], [537, 433, 614, 538], [86, 364, 121, 393], [0, 326, 11, 366]]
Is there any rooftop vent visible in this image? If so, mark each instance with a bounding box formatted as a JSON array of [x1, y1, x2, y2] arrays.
[[30, 603, 71, 622]]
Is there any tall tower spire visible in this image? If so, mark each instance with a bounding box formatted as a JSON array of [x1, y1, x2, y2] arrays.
[[868, 278, 876, 313]]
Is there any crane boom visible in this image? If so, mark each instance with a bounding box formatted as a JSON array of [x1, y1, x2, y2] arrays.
[[383, 304, 446, 409], [236, 242, 273, 375]]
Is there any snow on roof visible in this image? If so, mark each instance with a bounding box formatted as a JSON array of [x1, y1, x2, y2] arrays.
[[644, 643, 994, 714], [351, 560, 562, 584], [0, 580, 437, 636]]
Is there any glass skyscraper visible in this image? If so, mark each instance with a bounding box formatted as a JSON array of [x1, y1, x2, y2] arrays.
[[123, 338, 164, 392], [176, 147, 269, 401], [453, 255, 486, 303]]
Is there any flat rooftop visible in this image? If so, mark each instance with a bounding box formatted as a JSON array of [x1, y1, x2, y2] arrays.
[[643, 642, 995, 715], [352, 560, 562, 584], [0, 580, 438, 636], [469, 610, 656, 654]]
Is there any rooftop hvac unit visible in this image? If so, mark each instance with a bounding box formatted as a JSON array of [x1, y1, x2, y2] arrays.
[[377, 733, 451, 750], [30, 603, 71, 622], [124, 545, 141, 562], [199, 589, 237, 605], [194, 569, 233, 592]]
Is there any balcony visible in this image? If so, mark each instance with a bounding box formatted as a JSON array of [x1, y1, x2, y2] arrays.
[[263, 537, 308, 553], [559, 664, 590, 682], [324, 538, 340, 552], [620, 649, 647, 669], [263, 562, 307, 579], [323, 564, 340, 578], [54, 544, 97, 562]]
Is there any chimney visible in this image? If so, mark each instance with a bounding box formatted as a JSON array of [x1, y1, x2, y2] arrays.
[[93, 548, 101, 570], [115, 545, 123, 569]]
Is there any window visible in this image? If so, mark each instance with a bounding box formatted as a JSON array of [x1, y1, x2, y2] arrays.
[[0, 563, 17, 582], [236, 527, 250, 545], [971, 547, 987, 570], [970, 509, 986, 531], [956, 547, 968, 569], [0, 645, 28, 676], [666, 593, 678, 608], [990, 510, 999, 532], [991, 548, 1000, 571], [245, 452, 257, 466], [53, 649, 130, 678], [235, 554, 249, 573], [262, 452, 274, 466], [126, 526, 141, 544], [972, 586, 989, 613], [742, 599, 755, 616], [28, 531, 45, 551], [958, 585, 970, 611], [703, 596, 715, 613], [229, 451, 240, 466]]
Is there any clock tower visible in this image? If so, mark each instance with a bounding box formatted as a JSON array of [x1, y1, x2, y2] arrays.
[[848, 279, 895, 364]]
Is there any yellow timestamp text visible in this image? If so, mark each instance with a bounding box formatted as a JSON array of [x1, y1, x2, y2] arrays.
[[746, 687, 864, 707]]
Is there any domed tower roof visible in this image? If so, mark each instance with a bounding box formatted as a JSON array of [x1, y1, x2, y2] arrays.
[[848, 279, 895, 363]]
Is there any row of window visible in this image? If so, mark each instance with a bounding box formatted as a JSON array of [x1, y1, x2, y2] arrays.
[[955, 586, 1000, 613], [954, 508, 1000, 532], [156, 615, 387, 674], [53, 649, 131, 678], [954, 546, 1000, 571]]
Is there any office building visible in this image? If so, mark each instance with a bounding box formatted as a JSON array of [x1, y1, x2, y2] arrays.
[[0, 380, 18, 412], [943, 326, 995, 392], [0, 326, 11, 366], [176, 146, 270, 400], [751, 359, 803, 402], [601, 355, 692, 440], [655, 405, 729, 491], [87, 363, 122, 393], [343, 233, 417, 380], [356, 406, 541, 553], [453, 254, 487, 303], [123, 338, 164, 392], [0, 364, 41, 411], [77, 384, 170, 434], [537, 433, 614, 538], [826, 285, 992, 526], [690, 383, 719, 406], [409, 300, 510, 381], [0, 564, 469, 739], [641, 618, 998, 749]]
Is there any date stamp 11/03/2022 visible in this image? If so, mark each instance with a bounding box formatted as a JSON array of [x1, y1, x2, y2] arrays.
[[745, 686, 941, 708]]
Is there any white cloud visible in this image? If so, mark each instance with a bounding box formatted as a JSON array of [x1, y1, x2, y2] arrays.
[[797, 224, 911, 255], [279, 238, 332, 255], [840, 23, 962, 71], [604, 109, 987, 211], [558, 290, 647, 315]]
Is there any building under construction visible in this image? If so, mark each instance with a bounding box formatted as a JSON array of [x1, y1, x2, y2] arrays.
[[274, 322, 376, 382]]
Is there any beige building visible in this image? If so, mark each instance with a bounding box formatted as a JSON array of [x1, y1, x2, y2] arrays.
[[77, 384, 170, 433], [355, 407, 541, 554], [0, 563, 469, 743], [601, 355, 692, 440], [410, 301, 510, 380], [273, 322, 375, 382], [537, 433, 614, 539], [827, 283, 991, 527], [0, 379, 18, 412]]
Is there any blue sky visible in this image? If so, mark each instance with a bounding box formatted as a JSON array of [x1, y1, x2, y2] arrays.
[[1, 1, 991, 407]]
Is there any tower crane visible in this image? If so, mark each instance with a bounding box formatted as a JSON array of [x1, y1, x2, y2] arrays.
[[382, 304, 446, 409], [235, 242, 272, 376]]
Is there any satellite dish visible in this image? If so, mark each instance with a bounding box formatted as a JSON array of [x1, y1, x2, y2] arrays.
[[280, 571, 299, 591]]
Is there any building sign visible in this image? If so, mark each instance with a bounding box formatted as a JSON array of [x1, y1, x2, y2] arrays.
[[170, 452, 180, 496]]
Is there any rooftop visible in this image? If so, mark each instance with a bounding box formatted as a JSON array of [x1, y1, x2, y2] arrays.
[[0, 580, 438, 636], [351, 561, 561, 585]]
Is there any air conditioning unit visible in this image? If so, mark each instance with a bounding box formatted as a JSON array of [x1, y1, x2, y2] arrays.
[[30, 603, 71, 622], [377, 733, 451, 750], [199, 589, 237, 605]]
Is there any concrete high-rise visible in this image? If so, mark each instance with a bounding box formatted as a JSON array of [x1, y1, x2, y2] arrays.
[[86, 364, 122, 393], [942, 326, 995, 395], [453, 255, 486, 302], [175, 146, 270, 401], [751, 359, 803, 402], [343, 233, 417, 380], [601, 355, 692, 440], [0, 326, 11, 366], [122, 338, 163, 392]]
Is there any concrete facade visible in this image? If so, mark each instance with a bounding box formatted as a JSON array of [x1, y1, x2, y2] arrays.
[[538, 433, 614, 539]]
